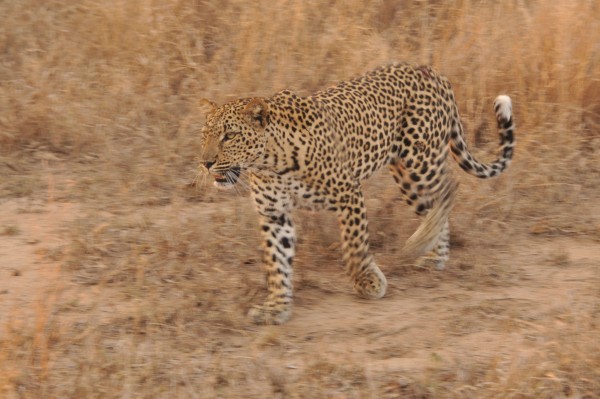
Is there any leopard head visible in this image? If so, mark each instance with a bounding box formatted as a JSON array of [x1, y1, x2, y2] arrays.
[[198, 98, 270, 188]]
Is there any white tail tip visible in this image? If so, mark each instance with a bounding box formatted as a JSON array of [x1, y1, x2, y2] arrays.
[[494, 95, 512, 122]]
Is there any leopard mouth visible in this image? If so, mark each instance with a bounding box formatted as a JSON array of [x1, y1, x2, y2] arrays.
[[212, 167, 241, 187]]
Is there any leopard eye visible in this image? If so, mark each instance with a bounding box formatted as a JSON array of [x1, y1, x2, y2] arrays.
[[223, 132, 239, 142]]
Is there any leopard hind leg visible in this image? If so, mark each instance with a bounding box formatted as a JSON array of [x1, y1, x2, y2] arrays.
[[388, 161, 452, 270]]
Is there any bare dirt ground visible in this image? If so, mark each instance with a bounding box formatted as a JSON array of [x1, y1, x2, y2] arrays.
[[1, 165, 599, 398]]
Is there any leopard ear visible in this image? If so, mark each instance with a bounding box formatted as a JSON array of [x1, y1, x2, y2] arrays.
[[199, 99, 217, 115], [243, 98, 269, 128]]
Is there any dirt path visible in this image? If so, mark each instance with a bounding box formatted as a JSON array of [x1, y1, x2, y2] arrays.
[[1, 198, 598, 397], [265, 237, 599, 372], [0, 199, 78, 325]]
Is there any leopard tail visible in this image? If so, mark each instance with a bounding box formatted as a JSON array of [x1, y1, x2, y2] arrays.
[[450, 95, 515, 178]]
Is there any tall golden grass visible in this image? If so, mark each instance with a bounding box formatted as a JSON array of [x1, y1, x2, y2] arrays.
[[1, 0, 598, 151], [1, 0, 598, 206], [1, 1, 599, 398]]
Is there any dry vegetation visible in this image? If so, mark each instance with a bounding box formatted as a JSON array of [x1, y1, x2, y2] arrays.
[[1, 0, 599, 398]]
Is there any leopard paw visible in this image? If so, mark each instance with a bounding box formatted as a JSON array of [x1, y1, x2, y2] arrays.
[[354, 264, 387, 299], [248, 303, 292, 325], [415, 255, 446, 270]]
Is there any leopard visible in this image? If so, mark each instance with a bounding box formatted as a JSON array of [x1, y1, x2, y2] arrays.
[[198, 63, 515, 325]]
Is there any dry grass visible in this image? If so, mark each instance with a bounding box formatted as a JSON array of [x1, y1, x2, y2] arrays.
[[1, 0, 600, 398]]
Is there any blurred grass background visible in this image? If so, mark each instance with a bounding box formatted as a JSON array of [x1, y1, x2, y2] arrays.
[[1, 0, 599, 209]]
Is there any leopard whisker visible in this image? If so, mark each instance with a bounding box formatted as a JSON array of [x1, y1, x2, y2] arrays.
[[234, 170, 252, 193]]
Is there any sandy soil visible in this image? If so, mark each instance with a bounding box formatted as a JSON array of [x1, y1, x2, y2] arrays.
[[0, 199, 77, 323], [1, 192, 598, 397]]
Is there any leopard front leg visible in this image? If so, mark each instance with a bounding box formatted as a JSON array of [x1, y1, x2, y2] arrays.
[[337, 189, 387, 299], [247, 211, 296, 325]]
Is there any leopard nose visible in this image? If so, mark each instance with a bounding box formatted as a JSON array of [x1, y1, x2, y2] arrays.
[[204, 161, 215, 170]]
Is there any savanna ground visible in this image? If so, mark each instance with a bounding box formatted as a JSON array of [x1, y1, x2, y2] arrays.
[[1, 1, 600, 398]]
